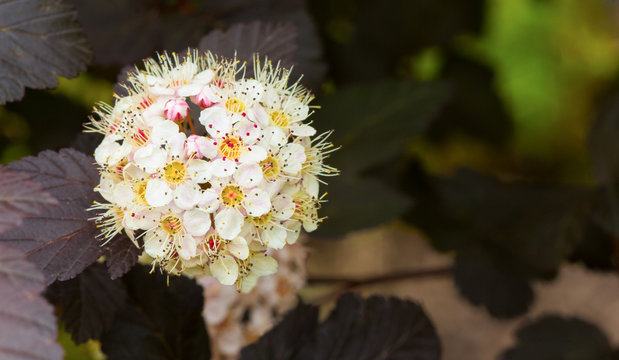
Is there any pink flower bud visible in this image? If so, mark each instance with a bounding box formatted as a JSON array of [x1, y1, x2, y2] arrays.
[[185, 134, 210, 158], [195, 87, 217, 109], [164, 98, 189, 122]]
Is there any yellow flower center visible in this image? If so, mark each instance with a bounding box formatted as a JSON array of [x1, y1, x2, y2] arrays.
[[259, 156, 280, 181], [218, 136, 242, 160], [270, 110, 289, 128], [220, 185, 244, 207], [163, 161, 186, 185], [225, 98, 246, 113], [249, 212, 272, 227], [136, 181, 148, 205], [161, 215, 182, 235]]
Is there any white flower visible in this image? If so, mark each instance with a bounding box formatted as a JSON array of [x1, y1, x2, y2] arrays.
[[88, 50, 337, 290]]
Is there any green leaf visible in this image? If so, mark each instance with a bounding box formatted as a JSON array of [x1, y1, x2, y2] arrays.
[[101, 266, 210, 360], [314, 80, 449, 174], [241, 293, 440, 360], [0, 0, 92, 104], [503, 316, 614, 360]]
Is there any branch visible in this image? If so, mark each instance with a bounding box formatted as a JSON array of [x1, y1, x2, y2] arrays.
[[308, 266, 453, 289]]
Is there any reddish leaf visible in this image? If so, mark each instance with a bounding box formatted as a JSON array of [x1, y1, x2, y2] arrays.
[[0, 149, 102, 284], [0, 0, 92, 104], [0, 167, 58, 233], [0, 244, 64, 360], [104, 234, 143, 280]]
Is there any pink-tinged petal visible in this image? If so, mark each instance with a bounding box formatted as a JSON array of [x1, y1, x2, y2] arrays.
[[199, 106, 231, 136], [215, 207, 243, 240], [164, 98, 190, 122], [164, 132, 187, 158], [112, 182, 134, 207], [212, 158, 237, 177], [150, 85, 176, 96], [176, 234, 198, 260], [195, 69, 215, 84], [272, 194, 294, 220], [177, 83, 203, 97], [186, 159, 212, 183], [195, 86, 218, 108], [262, 227, 287, 249], [285, 220, 302, 244], [124, 208, 159, 230], [245, 105, 269, 127], [239, 145, 267, 164], [235, 119, 261, 143], [243, 188, 271, 217], [262, 179, 284, 196], [183, 208, 211, 236], [210, 255, 239, 285], [150, 120, 180, 146], [265, 126, 287, 147], [290, 124, 316, 137], [133, 145, 166, 173], [173, 182, 201, 210], [235, 162, 263, 188], [186, 135, 217, 159], [279, 143, 306, 175], [142, 99, 167, 122], [145, 179, 173, 207], [303, 174, 320, 198], [199, 189, 220, 213], [144, 231, 170, 259], [227, 236, 249, 260]]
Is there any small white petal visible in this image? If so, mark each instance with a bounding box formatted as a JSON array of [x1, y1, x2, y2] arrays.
[[243, 188, 271, 217], [194, 69, 215, 84], [133, 145, 166, 173], [251, 254, 278, 276], [186, 159, 212, 183], [266, 126, 287, 147], [303, 174, 320, 198], [144, 231, 169, 259], [176, 234, 197, 260], [262, 227, 287, 249], [200, 106, 231, 136], [227, 236, 249, 260], [290, 124, 316, 137], [112, 182, 134, 207], [239, 145, 267, 164], [210, 255, 239, 285], [272, 194, 294, 220], [199, 189, 220, 213], [151, 120, 180, 146], [215, 207, 243, 240], [173, 182, 201, 210], [145, 179, 173, 207], [235, 162, 263, 188], [279, 143, 306, 175], [212, 158, 237, 177], [245, 106, 269, 127], [183, 208, 211, 236], [177, 83, 203, 97]]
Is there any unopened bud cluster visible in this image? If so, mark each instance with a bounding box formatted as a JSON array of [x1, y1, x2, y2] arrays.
[[88, 50, 337, 291]]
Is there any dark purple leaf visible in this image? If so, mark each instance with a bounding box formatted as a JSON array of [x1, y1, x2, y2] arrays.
[[0, 149, 102, 284], [0, 167, 58, 233], [0, 244, 64, 360], [104, 234, 143, 280], [241, 294, 441, 360], [0, 0, 92, 104], [101, 266, 211, 360], [46, 263, 128, 344], [198, 21, 298, 65]]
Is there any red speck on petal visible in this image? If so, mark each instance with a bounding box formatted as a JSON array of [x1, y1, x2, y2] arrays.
[[242, 112, 246, 117], [246, 132, 250, 136], [253, 124, 258, 128], [209, 124, 213, 128]]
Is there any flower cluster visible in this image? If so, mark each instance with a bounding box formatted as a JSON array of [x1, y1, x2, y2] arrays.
[[199, 244, 308, 359], [88, 50, 337, 291]]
